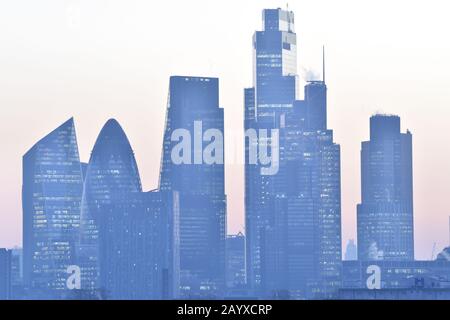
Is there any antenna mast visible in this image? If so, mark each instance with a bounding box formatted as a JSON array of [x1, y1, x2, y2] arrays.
[[322, 45, 326, 83]]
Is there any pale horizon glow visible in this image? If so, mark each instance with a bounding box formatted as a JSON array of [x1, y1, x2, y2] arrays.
[[1, 0, 450, 260]]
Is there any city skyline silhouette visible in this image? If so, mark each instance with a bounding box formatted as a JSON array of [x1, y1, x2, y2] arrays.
[[1, 0, 450, 263]]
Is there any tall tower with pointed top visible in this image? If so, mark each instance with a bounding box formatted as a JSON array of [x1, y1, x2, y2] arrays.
[[23, 118, 84, 298], [322, 46, 326, 83], [78, 119, 143, 294], [79, 119, 179, 299]]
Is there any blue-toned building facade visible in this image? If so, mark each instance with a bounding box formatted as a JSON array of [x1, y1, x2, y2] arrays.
[[341, 253, 450, 300], [357, 115, 414, 261], [0, 249, 12, 300], [97, 190, 180, 300], [245, 9, 342, 299], [160, 76, 227, 298], [78, 119, 179, 299], [22, 118, 84, 299], [225, 233, 246, 290]]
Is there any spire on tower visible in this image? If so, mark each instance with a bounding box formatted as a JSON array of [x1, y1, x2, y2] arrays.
[[322, 45, 326, 83]]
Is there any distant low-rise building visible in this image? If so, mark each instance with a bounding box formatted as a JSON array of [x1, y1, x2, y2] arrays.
[[342, 260, 450, 290], [338, 288, 450, 300], [226, 233, 246, 290], [10, 248, 23, 299]]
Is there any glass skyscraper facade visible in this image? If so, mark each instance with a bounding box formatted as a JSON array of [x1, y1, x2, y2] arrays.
[[254, 8, 297, 122], [245, 8, 298, 296], [97, 190, 179, 300], [78, 119, 143, 294], [5, 4, 443, 302], [22, 118, 84, 299], [160, 76, 227, 298], [78, 119, 180, 299], [357, 115, 414, 261], [245, 9, 342, 299]]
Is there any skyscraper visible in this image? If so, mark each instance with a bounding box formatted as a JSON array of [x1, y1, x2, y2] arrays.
[[282, 87, 342, 299], [245, 8, 298, 297], [78, 119, 143, 294], [97, 190, 179, 300], [22, 118, 84, 298], [160, 76, 227, 298], [79, 119, 179, 299], [357, 114, 414, 261], [344, 240, 358, 261], [245, 9, 342, 299], [253, 8, 297, 123]]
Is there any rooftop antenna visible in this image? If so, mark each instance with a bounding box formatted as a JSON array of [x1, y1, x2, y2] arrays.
[[431, 242, 437, 260], [322, 45, 326, 83]]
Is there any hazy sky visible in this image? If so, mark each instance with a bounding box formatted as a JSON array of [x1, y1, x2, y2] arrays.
[[1, 0, 450, 259]]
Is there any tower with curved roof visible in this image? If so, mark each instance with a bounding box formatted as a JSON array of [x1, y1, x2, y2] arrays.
[[78, 119, 142, 294], [79, 119, 179, 299]]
